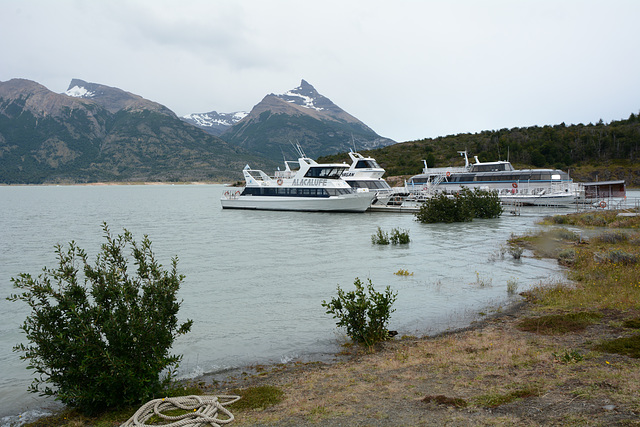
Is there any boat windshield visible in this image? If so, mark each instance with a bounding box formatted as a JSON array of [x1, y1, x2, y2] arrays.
[[305, 166, 348, 179], [355, 159, 380, 169]]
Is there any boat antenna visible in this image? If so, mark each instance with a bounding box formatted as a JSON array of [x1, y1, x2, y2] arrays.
[[291, 140, 306, 158]]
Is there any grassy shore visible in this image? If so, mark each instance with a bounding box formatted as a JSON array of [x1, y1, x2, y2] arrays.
[[25, 210, 640, 426]]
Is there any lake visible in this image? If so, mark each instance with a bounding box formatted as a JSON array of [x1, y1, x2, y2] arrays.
[[2, 184, 613, 421]]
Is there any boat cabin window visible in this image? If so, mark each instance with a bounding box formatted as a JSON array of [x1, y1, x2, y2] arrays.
[[470, 162, 514, 172], [305, 166, 347, 179], [355, 159, 380, 169], [242, 187, 337, 197], [348, 180, 391, 190]]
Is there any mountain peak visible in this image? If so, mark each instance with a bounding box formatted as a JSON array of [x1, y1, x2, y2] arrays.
[[278, 79, 332, 112], [63, 79, 174, 116]]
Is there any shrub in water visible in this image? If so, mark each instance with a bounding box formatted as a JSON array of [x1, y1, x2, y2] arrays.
[[371, 227, 390, 245], [415, 188, 502, 224], [7, 223, 193, 414], [322, 278, 397, 347], [415, 192, 474, 223], [463, 187, 503, 219], [390, 228, 410, 244]]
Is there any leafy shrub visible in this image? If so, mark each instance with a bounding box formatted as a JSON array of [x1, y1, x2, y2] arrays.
[[372, 227, 410, 245], [371, 227, 390, 245], [415, 192, 474, 223], [415, 188, 502, 224], [463, 187, 503, 219], [322, 278, 397, 347], [7, 223, 193, 414], [390, 228, 410, 244]]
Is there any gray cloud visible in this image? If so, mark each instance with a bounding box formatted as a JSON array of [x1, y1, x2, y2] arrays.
[[1, 0, 639, 142]]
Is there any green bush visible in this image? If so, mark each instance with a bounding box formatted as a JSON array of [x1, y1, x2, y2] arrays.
[[371, 227, 390, 245], [415, 192, 473, 223], [415, 188, 502, 224], [321, 278, 397, 347], [7, 223, 193, 415], [390, 228, 410, 244], [463, 187, 503, 219]]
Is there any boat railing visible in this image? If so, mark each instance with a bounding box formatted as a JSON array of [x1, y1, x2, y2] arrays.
[[222, 189, 243, 199]]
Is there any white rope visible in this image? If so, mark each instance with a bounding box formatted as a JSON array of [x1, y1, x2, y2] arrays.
[[121, 395, 241, 427]]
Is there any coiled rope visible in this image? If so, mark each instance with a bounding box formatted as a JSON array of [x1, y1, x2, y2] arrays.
[[122, 395, 241, 427]]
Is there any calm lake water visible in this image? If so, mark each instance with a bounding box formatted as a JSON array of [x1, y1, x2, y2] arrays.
[[4, 184, 628, 421]]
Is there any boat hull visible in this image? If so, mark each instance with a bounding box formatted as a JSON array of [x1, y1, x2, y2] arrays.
[[221, 193, 375, 212]]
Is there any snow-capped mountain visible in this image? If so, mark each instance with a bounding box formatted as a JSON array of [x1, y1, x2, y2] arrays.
[[220, 80, 396, 161], [181, 111, 248, 137]]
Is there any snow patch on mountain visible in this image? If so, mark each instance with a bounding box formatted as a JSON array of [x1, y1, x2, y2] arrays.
[[65, 85, 95, 98], [282, 90, 324, 111], [182, 111, 247, 128]]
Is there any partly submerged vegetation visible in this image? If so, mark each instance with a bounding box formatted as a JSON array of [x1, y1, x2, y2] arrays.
[[371, 227, 411, 245], [415, 187, 503, 223]]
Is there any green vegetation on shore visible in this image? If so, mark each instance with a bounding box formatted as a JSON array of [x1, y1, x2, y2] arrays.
[[21, 209, 640, 426], [320, 113, 640, 186]]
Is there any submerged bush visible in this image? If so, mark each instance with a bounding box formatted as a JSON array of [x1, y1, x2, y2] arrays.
[[371, 227, 390, 245], [322, 278, 397, 347], [7, 223, 193, 414], [372, 227, 410, 245], [390, 228, 410, 244], [415, 188, 502, 224]]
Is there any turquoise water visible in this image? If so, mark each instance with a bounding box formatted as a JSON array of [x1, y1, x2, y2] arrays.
[[0, 184, 581, 419]]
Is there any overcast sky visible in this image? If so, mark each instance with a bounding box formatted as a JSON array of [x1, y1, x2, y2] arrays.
[[1, 0, 639, 142]]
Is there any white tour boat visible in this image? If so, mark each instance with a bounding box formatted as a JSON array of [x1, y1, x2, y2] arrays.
[[340, 151, 395, 201], [405, 151, 585, 206], [221, 152, 376, 212], [338, 151, 427, 212]]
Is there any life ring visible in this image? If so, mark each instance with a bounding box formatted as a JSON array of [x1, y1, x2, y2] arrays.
[[599, 201, 607, 208], [446, 171, 451, 178], [512, 182, 518, 188], [277, 178, 283, 186], [235, 190, 241, 196], [224, 190, 229, 197]]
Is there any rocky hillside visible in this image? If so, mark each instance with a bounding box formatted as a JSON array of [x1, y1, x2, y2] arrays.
[[219, 80, 396, 161], [0, 79, 270, 184]]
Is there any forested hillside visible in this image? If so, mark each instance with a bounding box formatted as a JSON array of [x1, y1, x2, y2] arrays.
[[320, 114, 640, 186]]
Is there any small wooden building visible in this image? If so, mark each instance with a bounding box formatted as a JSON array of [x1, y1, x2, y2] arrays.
[[583, 180, 626, 199]]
